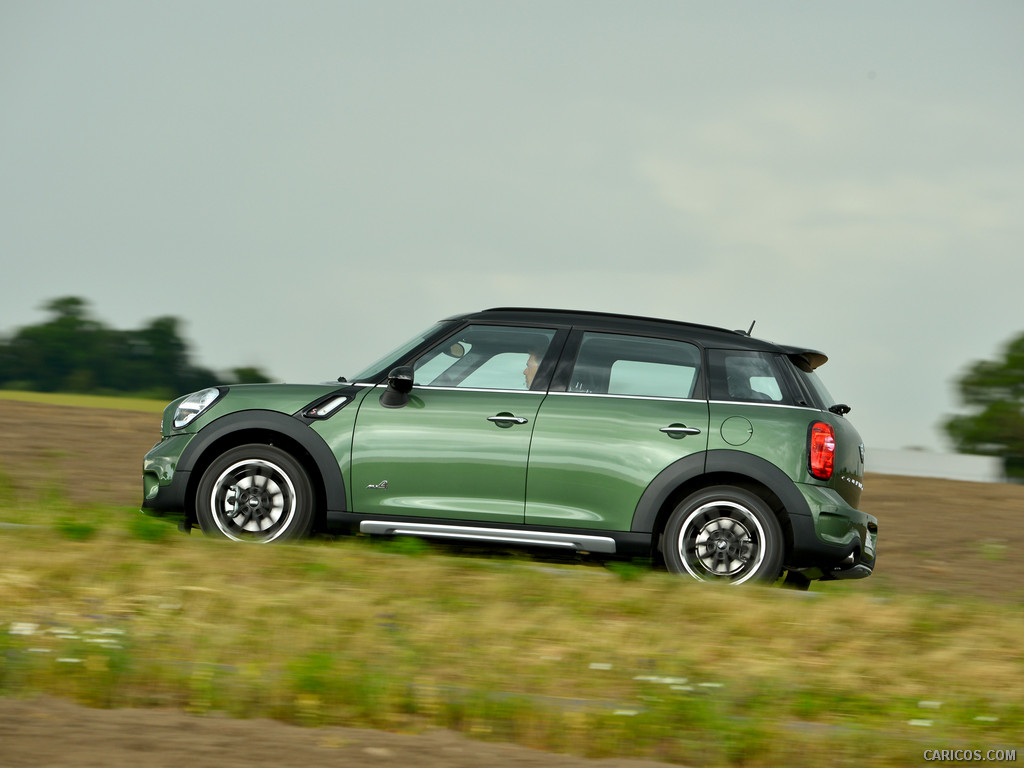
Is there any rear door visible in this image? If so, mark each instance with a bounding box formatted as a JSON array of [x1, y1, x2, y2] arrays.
[[526, 331, 709, 530]]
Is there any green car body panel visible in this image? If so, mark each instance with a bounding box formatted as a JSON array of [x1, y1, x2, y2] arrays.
[[525, 393, 709, 530], [142, 307, 878, 585], [350, 387, 545, 523], [143, 383, 348, 509]]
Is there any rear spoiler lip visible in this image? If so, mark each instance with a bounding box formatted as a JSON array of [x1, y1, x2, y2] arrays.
[[781, 346, 828, 371]]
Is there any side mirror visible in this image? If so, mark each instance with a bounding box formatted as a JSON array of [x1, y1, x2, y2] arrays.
[[380, 366, 414, 408]]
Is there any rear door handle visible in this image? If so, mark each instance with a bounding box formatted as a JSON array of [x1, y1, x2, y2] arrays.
[[488, 414, 529, 426], [660, 425, 702, 438]]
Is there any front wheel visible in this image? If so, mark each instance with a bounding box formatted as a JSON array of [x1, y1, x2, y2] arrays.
[[661, 486, 784, 585], [195, 444, 315, 543]]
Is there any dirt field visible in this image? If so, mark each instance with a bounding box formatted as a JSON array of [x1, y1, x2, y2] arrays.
[[1, 398, 1023, 766], [0, 695, 674, 768]]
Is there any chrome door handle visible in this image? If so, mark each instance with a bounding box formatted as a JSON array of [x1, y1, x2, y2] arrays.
[[488, 415, 529, 425], [660, 425, 701, 437]]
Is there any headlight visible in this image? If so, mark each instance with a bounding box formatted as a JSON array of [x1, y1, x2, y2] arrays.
[[173, 387, 223, 430]]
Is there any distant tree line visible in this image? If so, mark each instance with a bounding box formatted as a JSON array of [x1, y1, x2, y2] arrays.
[[0, 297, 271, 398], [945, 331, 1024, 480]]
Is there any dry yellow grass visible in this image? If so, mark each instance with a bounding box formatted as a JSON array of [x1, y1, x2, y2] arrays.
[[2, 512, 1022, 766]]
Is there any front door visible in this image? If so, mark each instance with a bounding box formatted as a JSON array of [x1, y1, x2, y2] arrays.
[[351, 324, 561, 524]]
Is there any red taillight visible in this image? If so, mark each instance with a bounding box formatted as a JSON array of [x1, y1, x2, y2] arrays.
[[809, 422, 836, 480]]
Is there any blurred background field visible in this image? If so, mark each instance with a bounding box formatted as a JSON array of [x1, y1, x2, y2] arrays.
[[1, 395, 1022, 767], [0, 390, 166, 413]]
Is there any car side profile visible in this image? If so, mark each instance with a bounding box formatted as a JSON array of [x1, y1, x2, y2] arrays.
[[142, 308, 877, 586]]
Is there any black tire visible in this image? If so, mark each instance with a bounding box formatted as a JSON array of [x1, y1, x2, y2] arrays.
[[195, 444, 315, 543], [661, 486, 784, 585]]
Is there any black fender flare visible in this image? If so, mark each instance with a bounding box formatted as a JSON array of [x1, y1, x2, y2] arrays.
[[177, 410, 347, 513], [630, 449, 811, 534]]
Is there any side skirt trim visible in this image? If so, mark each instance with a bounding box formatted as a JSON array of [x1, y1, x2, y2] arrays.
[[358, 520, 618, 554]]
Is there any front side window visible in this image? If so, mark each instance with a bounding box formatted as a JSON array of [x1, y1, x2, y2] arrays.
[[569, 333, 702, 398], [708, 349, 791, 404], [413, 325, 557, 391]]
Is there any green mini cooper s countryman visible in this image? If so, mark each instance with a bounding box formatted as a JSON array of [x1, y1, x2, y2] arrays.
[[142, 308, 877, 586]]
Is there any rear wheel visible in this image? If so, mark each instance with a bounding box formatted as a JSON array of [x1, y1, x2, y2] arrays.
[[661, 486, 784, 585], [196, 444, 314, 543]]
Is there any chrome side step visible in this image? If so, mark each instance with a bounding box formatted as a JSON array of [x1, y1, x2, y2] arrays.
[[358, 520, 617, 554]]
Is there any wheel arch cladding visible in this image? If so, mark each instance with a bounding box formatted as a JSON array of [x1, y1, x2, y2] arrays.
[[631, 450, 811, 547], [176, 410, 346, 525]]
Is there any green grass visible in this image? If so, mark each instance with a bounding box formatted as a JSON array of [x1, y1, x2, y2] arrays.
[[1, 497, 1021, 767], [0, 390, 166, 413]]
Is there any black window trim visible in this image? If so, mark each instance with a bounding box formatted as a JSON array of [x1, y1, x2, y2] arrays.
[[778, 354, 818, 409]]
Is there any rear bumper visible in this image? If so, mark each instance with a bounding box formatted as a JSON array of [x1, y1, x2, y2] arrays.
[[787, 484, 878, 580], [830, 562, 874, 580]]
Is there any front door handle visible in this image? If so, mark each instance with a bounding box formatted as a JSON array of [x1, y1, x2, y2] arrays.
[[488, 414, 529, 427], [660, 424, 702, 439]]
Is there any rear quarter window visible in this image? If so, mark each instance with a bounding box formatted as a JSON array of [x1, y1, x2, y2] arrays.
[[708, 349, 794, 404]]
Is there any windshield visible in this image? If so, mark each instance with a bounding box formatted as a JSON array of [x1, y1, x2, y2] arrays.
[[349, 322, 453, 383]]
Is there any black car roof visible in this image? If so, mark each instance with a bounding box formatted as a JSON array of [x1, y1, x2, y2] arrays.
[[443, 307, 824, 360]]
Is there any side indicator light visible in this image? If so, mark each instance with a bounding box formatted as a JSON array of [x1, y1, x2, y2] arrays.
[[305, 396, 349, 419]]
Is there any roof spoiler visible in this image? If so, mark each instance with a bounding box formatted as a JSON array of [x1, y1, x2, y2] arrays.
[[784, 348, 828, 372]]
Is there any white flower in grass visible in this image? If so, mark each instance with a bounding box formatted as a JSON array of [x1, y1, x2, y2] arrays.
[[633, 675, 688, 685]]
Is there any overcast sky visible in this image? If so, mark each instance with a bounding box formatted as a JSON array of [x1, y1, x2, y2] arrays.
[[2, 1, 1022, 451]]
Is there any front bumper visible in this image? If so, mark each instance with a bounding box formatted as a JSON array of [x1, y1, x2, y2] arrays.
[[141, 434, 193, 516], [787, 484, 878, 580]]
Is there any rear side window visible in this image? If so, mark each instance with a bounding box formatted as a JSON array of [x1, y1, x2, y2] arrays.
[[708, 350, 792, 404], [570, 333, 702, 398]]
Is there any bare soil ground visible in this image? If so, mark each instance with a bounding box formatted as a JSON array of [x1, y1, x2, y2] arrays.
[[1, 398, 1022, 766], [0, 695, 673, 768]]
